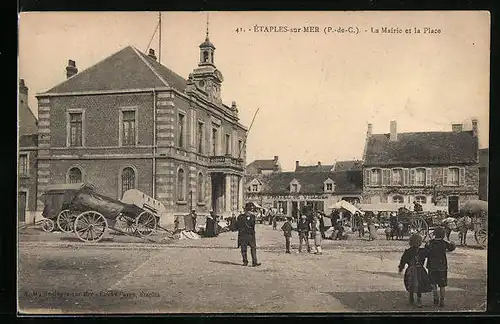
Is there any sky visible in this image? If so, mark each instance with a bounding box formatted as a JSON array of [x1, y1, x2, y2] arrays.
[[19, 11, 490, 171]]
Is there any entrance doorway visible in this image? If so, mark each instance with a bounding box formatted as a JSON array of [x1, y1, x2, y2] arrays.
[[291, 201, 298, 218], [211, 173, 224, 214], [448, 196, 459, 215], [18, 191, 27, 222]]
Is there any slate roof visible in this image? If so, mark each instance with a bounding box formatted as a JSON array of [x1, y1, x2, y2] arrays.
[[333, 160, 363, 172], [364, 131, 478, 166], [247, 171, 362, 195], [479, 148, 489, 168], [19, 134, 38, 148], [295, 164, 334, 172], [247, 159, 279, 170], [43, 46, 187, 94]]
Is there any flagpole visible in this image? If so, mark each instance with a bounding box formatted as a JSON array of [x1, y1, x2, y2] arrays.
[[158, 12, 162, 64], [238, 108, 260, 160]]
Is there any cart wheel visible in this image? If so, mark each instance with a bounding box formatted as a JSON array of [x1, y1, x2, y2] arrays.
[[120, 216, 137, 234], [57, 209, 77, 233], [74, 211, 108, 242], [475, 229, 487, 248], [411, 218, 428, 239], [41, 219, 55, 232], [135, 211, 157, 237]]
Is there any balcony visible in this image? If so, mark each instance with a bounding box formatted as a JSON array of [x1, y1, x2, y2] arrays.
[[209, 155, 244, 172]]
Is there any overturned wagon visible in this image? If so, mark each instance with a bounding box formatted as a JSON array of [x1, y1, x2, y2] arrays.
[[40, 183, 159, 242]]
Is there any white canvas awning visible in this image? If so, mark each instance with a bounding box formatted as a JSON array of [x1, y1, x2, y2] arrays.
[[329, 200, 363, 215]]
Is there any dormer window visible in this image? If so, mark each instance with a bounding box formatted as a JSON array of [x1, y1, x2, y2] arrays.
[[251, 184, 259, 192], [324, 178, 335, 192], [289, 179, 301, 193], [248, 179, 262, 193]]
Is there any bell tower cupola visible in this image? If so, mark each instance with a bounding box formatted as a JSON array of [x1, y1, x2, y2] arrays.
[[191, 13, 224, 104]]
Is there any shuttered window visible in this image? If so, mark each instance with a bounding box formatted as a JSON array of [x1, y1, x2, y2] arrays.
[[415, 168, 426, 186], [403, 169, 409, 185], [425, 168, 432, 186], [448, 167, 459, 186], [370, 169, 382, 186], [382, 169, 391, 185], [391, 169, 403, 186], [409, 169, 416, 186]]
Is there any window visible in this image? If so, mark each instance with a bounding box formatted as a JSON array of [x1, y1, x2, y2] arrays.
[[392, 169, 403, 186], [415, 196, 427, 204], [177, 168, 186, 201], [448, 167, 459, 186], [19, 154, 28, 176], [238, 139, 243, 156], [212, 128, 218, 155], [392, 195, 404, 204], [197, 122, 204, 154], [68, 167, 82, 183], [178, 114, 185, 148], [291, 184, 298, 192], [197, 173, 204, 202], [121, 110, 136, 146], [69, 112, 82, 146], [203, 51, 209, 62], [326, 183, 333, 191], [370, 169, 381, 186], [251, 184, 258, 192], [121, 167, 135, 195], [415, 168, 426, 186], [225, 134, 231, 155]]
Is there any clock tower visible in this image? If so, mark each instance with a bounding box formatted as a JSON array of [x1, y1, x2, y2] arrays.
[[189, 22, 224, 105]]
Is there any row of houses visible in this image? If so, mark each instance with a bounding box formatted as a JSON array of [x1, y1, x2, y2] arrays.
[[18, 32, 249, 225], [245, 120, 488, 217]]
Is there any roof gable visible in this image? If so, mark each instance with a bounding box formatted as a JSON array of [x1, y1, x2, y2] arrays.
[[364, 131, 478, 166], [44, 46, 187, 94], [248, 170, 362, 195]]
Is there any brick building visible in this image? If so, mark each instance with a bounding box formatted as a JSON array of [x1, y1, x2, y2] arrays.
[[246, 156, 281, 175], [18, 79, 39, 224], [362, 120, 480, 214], [246, 161, 363, 218], [35, 34, 248, 224]]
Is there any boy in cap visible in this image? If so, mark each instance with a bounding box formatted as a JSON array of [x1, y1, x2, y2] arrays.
[[424, 226, 456, 307], [281, 217, 293, 253]]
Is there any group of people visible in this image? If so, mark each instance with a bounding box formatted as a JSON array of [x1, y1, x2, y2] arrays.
[[398, 227, 456, 308], [173, 210, 221, 238]]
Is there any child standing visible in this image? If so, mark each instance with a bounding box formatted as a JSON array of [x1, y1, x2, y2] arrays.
[[424, 226, 456, 307], [281, 217, 293, 253], [398, 234, 432, 307]]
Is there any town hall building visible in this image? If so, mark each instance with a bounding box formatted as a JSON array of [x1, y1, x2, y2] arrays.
[[35, 32, 248, 223]]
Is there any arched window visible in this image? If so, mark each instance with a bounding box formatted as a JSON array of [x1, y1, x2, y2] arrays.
[[415, 196, 427, 204], [68, 167, 82, 183], [203, 51, 209, 62], [392, 195, 404, 204], [121, 167, 135, 195], [177, 168, 186, 201], [197, 173, 204, 202]]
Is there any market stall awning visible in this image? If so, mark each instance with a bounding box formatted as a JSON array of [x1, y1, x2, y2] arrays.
[[329, 200, 363, 215]]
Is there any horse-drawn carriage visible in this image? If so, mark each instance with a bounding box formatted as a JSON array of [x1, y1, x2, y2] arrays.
[[358, 203, 435, 240], [460, 200, 488, 248], [39, 183, 160, 242]]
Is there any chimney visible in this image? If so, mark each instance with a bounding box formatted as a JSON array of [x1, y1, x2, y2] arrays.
[[390, 120, 398, 141], [274, 156, 278, 162], [472, 119, 478, 137], [317, 161, 321, 166], [19, 79, 28, 95], [295, 161, 299, 169], [148, 48, 157, 61], [66, 60, 78, 79], [367, 123, 373, 137], [452, 124, 463, 132]]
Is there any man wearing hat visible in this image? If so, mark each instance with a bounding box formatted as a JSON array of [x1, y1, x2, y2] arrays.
[[236, 202, 261, 267]]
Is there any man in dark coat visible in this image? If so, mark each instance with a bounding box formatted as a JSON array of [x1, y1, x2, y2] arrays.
[[236, 202, 261, 267]]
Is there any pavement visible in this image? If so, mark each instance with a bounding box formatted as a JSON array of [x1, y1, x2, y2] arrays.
[[18, 223, 486, 314]]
